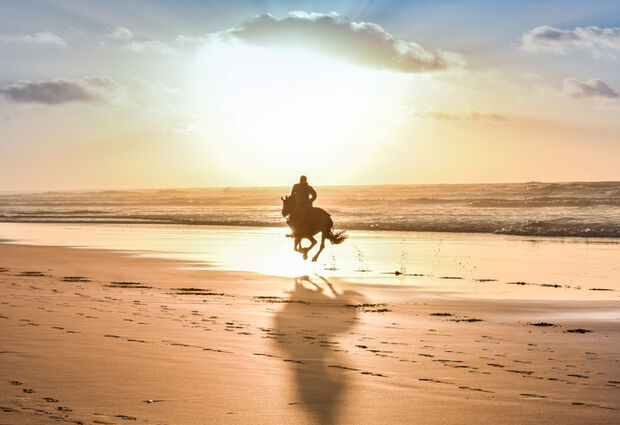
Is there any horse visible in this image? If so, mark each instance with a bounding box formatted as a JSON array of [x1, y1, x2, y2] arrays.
[[281, 195, 347, 262]]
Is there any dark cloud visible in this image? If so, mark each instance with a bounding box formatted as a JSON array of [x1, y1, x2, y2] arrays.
[[0, 76, 118, 104], [521, 25, 620, 55], [413, 111, 508, 122], [563, 78, 619, 99], [221, 12, 461, 73]]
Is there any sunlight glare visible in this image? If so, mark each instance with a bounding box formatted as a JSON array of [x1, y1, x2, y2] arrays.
[[187, 41, 408, 180]]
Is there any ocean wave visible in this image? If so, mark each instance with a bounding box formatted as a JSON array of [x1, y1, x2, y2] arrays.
[[2, 182, 619, 238], [469, 197, 620, 208], [1, 214, 619, 238]]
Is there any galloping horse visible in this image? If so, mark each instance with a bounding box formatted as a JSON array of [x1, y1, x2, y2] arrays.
[[281, 195, 347, 262]]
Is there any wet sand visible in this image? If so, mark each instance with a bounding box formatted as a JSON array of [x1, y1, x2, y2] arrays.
[[0, 243, 619, 424], [1, 222, 619, 300]]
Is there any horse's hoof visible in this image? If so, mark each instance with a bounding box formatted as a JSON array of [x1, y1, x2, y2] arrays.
[[303, 254, 308, 260], [311, 257, 318, 262]]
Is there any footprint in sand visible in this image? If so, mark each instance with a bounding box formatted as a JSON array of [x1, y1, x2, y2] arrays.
[[571, 402, 617, 410], [505, 369, 534, 375], [114, 414, 138, 420], [19, 271, 46, 277], [566, 328, 592, 334], [62, 276, 91, 282], [521, 393, 546, 399], [567, 374, 589, 379], [451, 317, 483, 322], [460, 386, 493, 393], [143, 399, 165, 404]]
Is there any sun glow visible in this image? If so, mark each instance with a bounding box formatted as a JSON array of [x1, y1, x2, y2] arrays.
[[186, 41, 409, 182]]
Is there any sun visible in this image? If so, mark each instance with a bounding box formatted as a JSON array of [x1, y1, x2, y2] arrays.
[[185, 40, 408, 180]]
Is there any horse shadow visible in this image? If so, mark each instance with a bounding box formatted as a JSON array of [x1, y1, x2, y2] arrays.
[[272, 275, 366, 424]]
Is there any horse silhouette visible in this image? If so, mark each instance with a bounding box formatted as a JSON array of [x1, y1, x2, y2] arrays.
[[281, 195, 347, 262]]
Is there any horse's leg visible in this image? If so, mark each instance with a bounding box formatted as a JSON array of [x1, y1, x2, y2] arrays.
[[312, 232, 327, 262], [303, 236, 317, 260], [294, 237, 303, 255]]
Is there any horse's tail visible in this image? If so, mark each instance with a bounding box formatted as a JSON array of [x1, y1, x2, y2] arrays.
[[327, 229, 347, 245], [320, 212, 347, 244]]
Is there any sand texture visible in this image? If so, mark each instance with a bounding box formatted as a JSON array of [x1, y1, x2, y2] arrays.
[[0, 243, 618, 424]]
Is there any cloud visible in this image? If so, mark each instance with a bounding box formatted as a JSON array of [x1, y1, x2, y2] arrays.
[[0, 76, 119, 104], [104, 26, 176, 55], [175, 34, 208, 47], [562, 78, 619, 99], [413, 111, 508, 122], [521, 25, 620, 57], [0, 31, 66, 47], [107, 26, 134, 42], [205, 12, 461, 72]]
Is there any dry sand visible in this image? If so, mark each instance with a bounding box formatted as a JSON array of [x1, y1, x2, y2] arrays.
[[0, 243, 618, 424]]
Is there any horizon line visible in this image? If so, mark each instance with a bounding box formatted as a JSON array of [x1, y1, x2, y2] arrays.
[[2, 179, 619, 195]]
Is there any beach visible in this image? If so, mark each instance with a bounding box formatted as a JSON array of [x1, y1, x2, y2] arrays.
[[4, 1, 620, 423], [1, 228, 618, 424]]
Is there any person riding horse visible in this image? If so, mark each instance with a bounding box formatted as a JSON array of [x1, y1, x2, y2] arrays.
[[281, 176, 346, 261], [287, 175, 317, 232]]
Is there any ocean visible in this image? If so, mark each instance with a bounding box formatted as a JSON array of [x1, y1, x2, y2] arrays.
[[2, 182, 619, 237]]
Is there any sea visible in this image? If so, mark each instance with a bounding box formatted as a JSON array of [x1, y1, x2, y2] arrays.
[[1, 181, 619, 237]]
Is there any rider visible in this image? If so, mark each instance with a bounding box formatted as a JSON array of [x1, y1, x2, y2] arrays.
[[289, 175, 317, 228]]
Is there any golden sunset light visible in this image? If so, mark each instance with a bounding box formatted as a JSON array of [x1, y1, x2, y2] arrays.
[[1, 2, 619, 424]]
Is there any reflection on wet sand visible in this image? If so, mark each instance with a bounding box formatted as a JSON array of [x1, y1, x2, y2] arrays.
[[273, 276, 366, 424]]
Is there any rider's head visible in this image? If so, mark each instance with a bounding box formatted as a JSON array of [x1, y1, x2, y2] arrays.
[[299, 175, 307, 184]]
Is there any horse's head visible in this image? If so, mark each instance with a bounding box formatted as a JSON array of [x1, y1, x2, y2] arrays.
[[281, 195, 294, 217]]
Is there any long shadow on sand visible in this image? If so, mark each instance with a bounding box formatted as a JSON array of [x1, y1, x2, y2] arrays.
[[272, 275, 366, 424]]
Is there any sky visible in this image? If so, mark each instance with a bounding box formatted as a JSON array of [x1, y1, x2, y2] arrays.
[[1, 0, 619, 191]]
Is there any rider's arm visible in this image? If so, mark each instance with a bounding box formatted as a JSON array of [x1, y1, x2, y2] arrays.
[[309, 186, 317, 202], [290, 184, 298, 197]]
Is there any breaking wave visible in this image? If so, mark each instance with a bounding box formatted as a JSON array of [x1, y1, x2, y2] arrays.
[[1, 182, 619, 238]]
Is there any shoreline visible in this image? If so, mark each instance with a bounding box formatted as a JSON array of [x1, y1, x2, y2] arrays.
[[1, 222, 619, 301], [1, 242, 618, 424], [1, 241, 619, 307], [2, 220, 620, 239]]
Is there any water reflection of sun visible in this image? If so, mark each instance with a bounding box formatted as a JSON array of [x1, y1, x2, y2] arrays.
[[243, 227, 329, 277]]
